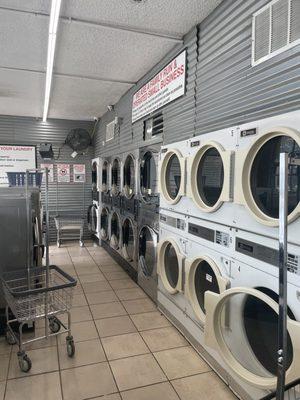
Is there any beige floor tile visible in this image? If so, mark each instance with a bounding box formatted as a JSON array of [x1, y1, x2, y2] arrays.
[[5, 372, 62, 400], [79, 273, 106, 284], [121, 382, 180, 400], [68, 248, 89, 256], [141, 327, 187, 352], [71, 255, 95, 263], [110, 354, 166, 391], [130, 311, 171, 331], [72, 293, 88, 307], [0, 354, 9, 381], [95, 316, 137, 338], [75, 264, 100, 276], [73, 283, 84, 294], [61, 362, 117, 400], [0, 336, 12, 355], [82, 280, 112, 293], [115, 287, 147, 301], [9, 347, 58, 378], [109, 279, 138, 290], [171, 371, 237, 400], [58, 338, 106, 369], [122, 298, 156, 315], [61, 265, 77, 276], [103, 271, 129, 281], [102, 332, 149, 360], [99, 264, 124, 272], [58, 320, 98, 344], [91, 302, 127, 319], [70, 305, 93, 323], [0, 382, 5, 400], [86, 290, 119, 305], [92, 395, 121, 400], [15, 327, 57, 351], [154, 346, 211, 379]]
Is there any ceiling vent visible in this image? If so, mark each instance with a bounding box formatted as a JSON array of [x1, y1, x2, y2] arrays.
[[252, 0, 300, 65]]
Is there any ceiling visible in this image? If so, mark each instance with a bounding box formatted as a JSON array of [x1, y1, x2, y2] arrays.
[[0, 0, 222, 121]]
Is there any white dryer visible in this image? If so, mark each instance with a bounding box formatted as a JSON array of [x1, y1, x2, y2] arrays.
[[122, 150, 139, 199], [121, 212, 138, 271], [99, 204, 110, 244], [111, 156, 123, 197], [204, 259, 300, 395], [138, 145, 160, 206], [109, 208, 122, 252], [234, 110, 300, 244], [157, 210, 188, 317], [92, 157, 100, 205], [87, 202, 100, 239], [101, 157, 110, 194]]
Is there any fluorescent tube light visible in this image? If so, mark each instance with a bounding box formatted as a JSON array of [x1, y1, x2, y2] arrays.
[[42, 0, 62, 122]]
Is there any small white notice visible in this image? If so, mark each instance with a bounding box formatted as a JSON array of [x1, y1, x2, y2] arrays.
[[73, 164, 86, 183], [40, 163, 54, 183], [57, 164, 70, 183]]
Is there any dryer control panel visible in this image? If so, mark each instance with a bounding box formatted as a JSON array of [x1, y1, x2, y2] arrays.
[[188, 223, 230, 248], [160, 213, 185, 230], [236, 237, 300, 275]]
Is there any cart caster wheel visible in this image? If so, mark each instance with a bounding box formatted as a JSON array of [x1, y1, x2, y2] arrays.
[[5, 329, 16, 345], [66, 337, 75, 358], [49, 317, 61, 333], [18, 354, 32, 373]]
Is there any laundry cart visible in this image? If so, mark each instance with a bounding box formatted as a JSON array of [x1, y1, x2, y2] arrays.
[[260, 379, 300, 400], [54, 214, 84, 247]]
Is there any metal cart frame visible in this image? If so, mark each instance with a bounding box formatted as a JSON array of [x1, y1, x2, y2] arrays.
[[1, 169, 77, 372], [54, 214, 85, 247]]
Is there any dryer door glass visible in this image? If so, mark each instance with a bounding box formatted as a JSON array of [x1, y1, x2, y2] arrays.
[[194, 261, 220, 314], [124, 156, 135, 196], [250, 136, 300, 218], [123, 218, 135, 259], [164, 243, 179, 288], [197, 147, 224, 207], [102, 161, 108, 188], [101, 208, 108, 238], [140, 151, 157, 201], [112, 159, 120, 192], [111, 213, 120, 241], [166, 154, 181, 200], [91, 206, 97, 232], [92, 161, 97, 191], [219, 290, 294, 378], [139, 226, 156, 277]]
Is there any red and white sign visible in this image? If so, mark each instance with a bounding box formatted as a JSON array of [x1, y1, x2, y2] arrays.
[[132, 50, 186, 123], [57, 164, 70, 183], [73, 164, 86, 183], [0, 145, 36, 187]]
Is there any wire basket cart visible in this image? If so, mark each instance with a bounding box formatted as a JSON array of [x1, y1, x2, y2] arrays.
[[1, 169, 77, 372], [54, 214, 85, 247], [260, 379, 300, 400]]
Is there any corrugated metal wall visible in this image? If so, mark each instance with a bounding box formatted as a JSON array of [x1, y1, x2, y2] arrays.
[[94, 0, 300, 154], [0, 115, 94, 241], [195, 0, 300, 134]]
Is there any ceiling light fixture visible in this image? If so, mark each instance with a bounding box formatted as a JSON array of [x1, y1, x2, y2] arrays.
[[42, 0, 62, 122]]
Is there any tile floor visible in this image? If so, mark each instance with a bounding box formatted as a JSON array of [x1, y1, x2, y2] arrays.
[[0, 242, 237, 400]]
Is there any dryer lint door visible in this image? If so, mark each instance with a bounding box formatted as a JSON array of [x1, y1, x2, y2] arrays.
[[140, 151, 159, 203], [204, 287, 300, 389], [159, 149, 185, 205], [139, 225, 158, 278], [185, 255, 229, 325], [122, 217, 135, 261], [123, 154, 136, 199], [157, 238, 185, 294]]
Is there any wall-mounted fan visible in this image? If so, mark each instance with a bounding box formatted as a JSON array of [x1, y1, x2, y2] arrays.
[[65, 129, 91, 156]]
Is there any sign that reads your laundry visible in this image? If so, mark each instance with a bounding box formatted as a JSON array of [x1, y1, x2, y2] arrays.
[[0, 145, 36, 187], [132, 50, 186, 123]]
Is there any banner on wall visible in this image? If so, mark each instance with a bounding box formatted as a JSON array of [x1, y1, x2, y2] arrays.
[[73, 164, 86, 183], [0, 145, 36, 186], [57, 164, 70, 183], [40, 163, 54, 183], [132, 50, 186, 123]]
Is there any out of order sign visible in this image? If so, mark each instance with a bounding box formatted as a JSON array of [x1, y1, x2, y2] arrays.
[[132, 50, 186, 123]]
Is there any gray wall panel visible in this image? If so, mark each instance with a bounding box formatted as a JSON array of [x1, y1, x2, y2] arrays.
[[0, 115, 94, 242]]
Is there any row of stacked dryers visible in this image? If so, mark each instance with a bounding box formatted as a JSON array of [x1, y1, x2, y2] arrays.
[[157, 110, 300, 400], [88, 143, 161, 303]]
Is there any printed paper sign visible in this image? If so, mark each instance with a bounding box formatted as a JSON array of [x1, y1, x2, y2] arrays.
[[40, 163, 54, 183], [73, 164, 86, 183], [57, 164, 70, 183], [132, 50, 186, 123], [0, 145, 36, 186]]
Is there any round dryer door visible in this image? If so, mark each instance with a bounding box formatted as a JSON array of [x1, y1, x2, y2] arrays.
[[159, 150, 185, 204], [110, 212, 120, 249], [102, 160, 109, 193], [189, 142, 231, 212], [139, 226, 157, 277], [185, 256, 229, 324], [205, 287, 300, 389], [157, 238, 184, 294], [242, 132, 300, 225], [140, 151, 158, 203], [111, 158, 121, 196], [100, 207, 109, 239], [92, 161, 98, 191], [123, 155, 135, 198], [122, 217, 135, 261]]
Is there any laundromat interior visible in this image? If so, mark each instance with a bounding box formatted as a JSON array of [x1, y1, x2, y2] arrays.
[[0, 1, 300, 399]]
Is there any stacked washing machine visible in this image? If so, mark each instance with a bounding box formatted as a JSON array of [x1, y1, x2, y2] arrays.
[[88, 157, 100, 240], [157, 110, 300, 400], [137, 144, 161, 303]]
